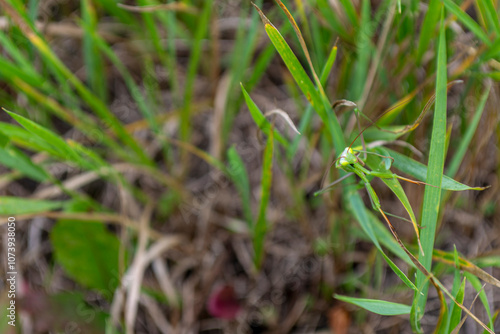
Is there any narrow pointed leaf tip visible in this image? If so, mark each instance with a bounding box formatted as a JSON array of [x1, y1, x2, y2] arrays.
[[251, 2, 272, 27]]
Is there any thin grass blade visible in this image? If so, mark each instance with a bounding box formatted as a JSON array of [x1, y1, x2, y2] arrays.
[[415, 11, 448, 321], [334, 295, 411, 315]]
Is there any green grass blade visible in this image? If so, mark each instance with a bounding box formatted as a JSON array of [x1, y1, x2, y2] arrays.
[[241, 84, 290, 148], [253, 125, 274, 268], [287, 45, 338, 159], [227, 146, 253, 225], [0, 197, 65, 215], [181, 0, 213, 142], [415, 10, 448, 320], [334, 294, 411, 315], [416, 0, 441, 64], [263, 25, 326, 121], [442, 0, 492, 46], [385, 149, 486, 191], [82, 23, 157, 133], [350, 0, 373, 101], [364, 155, 422, 254], [319, 46, 338, 85], [476, 0, 500, 36], [348, 192, 417, 291], [23, 29, 152, 165], [463, 273, 494, 330], [5, 110, 84, 164], [0, 122, 60, 154], [0, 146, 49, 182], [482, 38, 500, 60], [338, 0, 359, 28], [448, 277, 466, 333], [315, 0, 349, 40], [81, 0, 106, 101]]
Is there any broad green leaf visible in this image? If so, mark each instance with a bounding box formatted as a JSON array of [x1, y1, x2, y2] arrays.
[[385, 149, 487, 191], [51, 202, 123, 293], [334, 294, 411, 315], [0, 197, 64, 215]]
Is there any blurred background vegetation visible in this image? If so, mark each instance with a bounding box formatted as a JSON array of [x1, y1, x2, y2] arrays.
[[0, 0, 499, 333]]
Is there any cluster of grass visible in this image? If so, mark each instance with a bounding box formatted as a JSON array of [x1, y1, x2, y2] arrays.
[[0, 0, 499, 332]]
